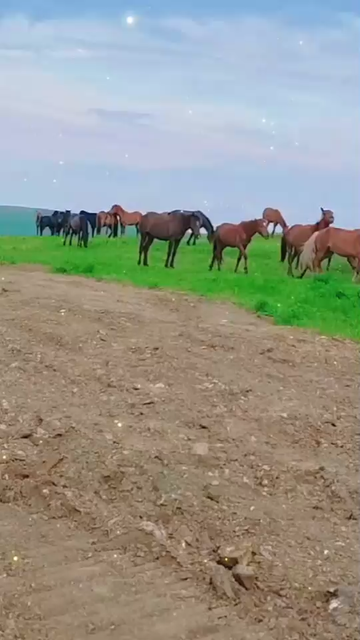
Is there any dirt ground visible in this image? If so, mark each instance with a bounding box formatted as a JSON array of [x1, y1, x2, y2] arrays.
[[0, 266, 359, 640]]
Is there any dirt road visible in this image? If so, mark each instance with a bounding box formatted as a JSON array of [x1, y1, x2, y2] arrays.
[[0, 267, 359, 639]]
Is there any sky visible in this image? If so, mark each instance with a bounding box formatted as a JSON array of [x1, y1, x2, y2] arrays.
[[0, 1, 359, 227]]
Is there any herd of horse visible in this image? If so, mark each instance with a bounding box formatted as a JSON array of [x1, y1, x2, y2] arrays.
[[35, 205, 360, 280]]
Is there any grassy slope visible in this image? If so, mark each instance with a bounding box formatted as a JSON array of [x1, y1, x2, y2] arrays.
[[0, 235, 359, 341]]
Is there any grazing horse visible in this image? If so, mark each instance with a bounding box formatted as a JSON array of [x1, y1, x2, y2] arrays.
[[109, 204, 143, 236], [38, 215, 55, 236], [299, 227, 360, 281], [138, 211, 201, 268], [96, 211, 118, 238], [209, 218, 269, 274], [79, 210, 97, 238], [262, 207, 288, 237], [280, 207, 335, 277], [63, 213, 89, 248], [162, 210, 214, 246]]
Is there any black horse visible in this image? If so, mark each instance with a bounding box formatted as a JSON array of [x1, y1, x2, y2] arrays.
[[138, 211, 201, 268], [39, 215, 55, 236], [79, 210, 98, 238], [63, 213, 89, 248], [167, 210, 214, 245], [51, 210, 69, 235]]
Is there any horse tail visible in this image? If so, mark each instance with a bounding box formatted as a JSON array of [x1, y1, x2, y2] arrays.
[[299, 232, 318, 272], [280, 234, 287, 262]]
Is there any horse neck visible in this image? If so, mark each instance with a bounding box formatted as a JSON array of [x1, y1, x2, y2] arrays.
[[315, 217, 331, 231], [240, 220, 259, 240]]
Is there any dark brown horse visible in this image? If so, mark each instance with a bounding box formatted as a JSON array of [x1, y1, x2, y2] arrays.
[[138, 211, 201, 268], [299, 227, 360, 281], [96, 211, 118, 238], [209, 218, 269, 274], [109, 204, 143, 236], [262, 207, 287, 237], [280, 207, 335, 276]]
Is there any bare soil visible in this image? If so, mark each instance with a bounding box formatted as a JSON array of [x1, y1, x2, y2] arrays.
[[0, 266, 359, 640]]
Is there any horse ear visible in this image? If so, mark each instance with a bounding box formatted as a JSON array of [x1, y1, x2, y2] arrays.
[[320, 207, 325, 215]]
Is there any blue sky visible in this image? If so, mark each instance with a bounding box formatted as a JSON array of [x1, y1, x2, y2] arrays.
[[0, 1, 358, 227]]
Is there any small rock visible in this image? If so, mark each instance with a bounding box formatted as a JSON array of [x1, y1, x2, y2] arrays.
[[192, 442, 209, 456], [210, 563, 236, 600], [232, 564, 256, 590], [205, 484, 221, 503], [154, 383, 165, 389], [217, 544, 254, 569]]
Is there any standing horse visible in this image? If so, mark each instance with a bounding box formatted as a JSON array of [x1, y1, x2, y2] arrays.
[[38, 215, 55, 236], [209, 219, 269, 274], [109, 204, 143, 236], [52, 210, 71, 236], [138, 211, 201, 268], [96, 211, 118, 238], [79, 210, 97, 238], [63, 213, 89, 248], [299, 228, 360, 281], [280, 208, 335, 277], [262, 208, 288, 237]]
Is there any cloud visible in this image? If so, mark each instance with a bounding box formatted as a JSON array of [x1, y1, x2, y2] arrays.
[[0, 11, 358, 221], [88, 108, 153, 126]]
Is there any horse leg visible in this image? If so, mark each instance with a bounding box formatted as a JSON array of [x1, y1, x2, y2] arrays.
[[63, 231, 68, 246], [209, 243, 217, 271], [135, 224, 140, 237], [69, 231, 74, 246], [192, 234, 197, 246], [143, 237, 154, 267], [169, 239, 181, 268], [187, 232, 193, 246], [271, 223, 277, 237], [326, 254, 333, 271], [242, 248, 249, 274], [234, 250, 243, 273], [287, 248, 296, 277], [121, 224, 125, 236], [165, 241, 173, 268], [137, 233, 145, 265], [295, 253, 300, 270]]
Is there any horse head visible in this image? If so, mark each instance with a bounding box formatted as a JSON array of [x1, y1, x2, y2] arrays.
[[320, 207, 335, 225], [256, 218, 270, 239]]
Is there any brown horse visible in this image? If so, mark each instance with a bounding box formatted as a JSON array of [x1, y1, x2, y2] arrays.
[[138, 211, 201, 268], [209, 218, 269, 274], [299, 227, 360, 281], [109, 204, 143, 236], [262, 207, 288, 237], [96, 211, 118, 238], [280, 207, 335, 277]]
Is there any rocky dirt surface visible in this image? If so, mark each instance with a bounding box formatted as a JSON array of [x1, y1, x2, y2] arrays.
[[0, 266, 359, 640]]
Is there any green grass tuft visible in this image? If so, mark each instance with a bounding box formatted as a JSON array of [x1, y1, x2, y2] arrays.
[[0, 235, 359, 341]]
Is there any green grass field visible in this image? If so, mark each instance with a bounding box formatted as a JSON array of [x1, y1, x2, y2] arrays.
[[0, 235, 359, 341]]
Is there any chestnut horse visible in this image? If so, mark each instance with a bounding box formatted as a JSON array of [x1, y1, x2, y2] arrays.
[[262, 207, 287, 237], [209, 218, 269, 274], [280, 207, 335, 277], [138, 211, 201, 268], [96, 211, 118, 238], [109, 204, 143, 236], [299, 227, 360, 281]]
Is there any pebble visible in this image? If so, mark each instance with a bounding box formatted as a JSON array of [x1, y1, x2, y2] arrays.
[[192, 442, 209, 456], [231, 564, 256, 590]]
